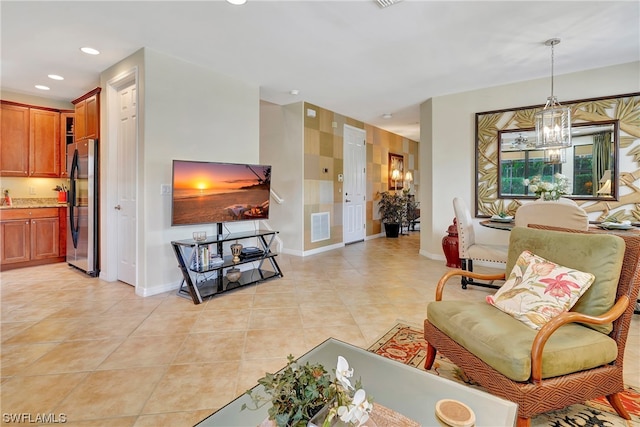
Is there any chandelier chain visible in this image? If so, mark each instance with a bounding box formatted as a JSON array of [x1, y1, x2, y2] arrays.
[[550, 41, 555, 99]]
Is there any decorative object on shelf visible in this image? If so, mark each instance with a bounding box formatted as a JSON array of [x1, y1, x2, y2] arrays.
[[534, 38, 571, 151], [192, 231, 207, 242], [226, 267, 242, 282], [230, 241, 243, 263], [523, 173, 571, 200], [3, 189, 11, 206], [243, 355, 373, 427], [377, 190, 408, 238]]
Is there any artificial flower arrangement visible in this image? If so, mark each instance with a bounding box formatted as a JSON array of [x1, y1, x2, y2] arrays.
[[242, 355, 373, 427], [523, 173, 571, 201]]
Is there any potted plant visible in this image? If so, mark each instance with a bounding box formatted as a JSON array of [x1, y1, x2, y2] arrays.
[[242, 355, 372, 427], [377, 191, 408, 238]]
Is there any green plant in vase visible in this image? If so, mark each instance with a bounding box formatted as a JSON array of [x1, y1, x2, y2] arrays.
[[242, 355, 372, 427], [377, 191, 408, 237]]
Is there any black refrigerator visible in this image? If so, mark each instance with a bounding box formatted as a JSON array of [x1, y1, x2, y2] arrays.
[[67, 139, 99, 276]]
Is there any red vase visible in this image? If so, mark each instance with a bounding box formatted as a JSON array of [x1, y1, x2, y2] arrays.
[[442, 218, 461, 268]]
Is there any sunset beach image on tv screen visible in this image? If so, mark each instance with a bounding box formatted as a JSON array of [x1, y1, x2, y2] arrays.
[[171, 161, 271, 226]]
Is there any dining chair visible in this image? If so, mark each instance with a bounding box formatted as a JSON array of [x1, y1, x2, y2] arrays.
[[514, 200, 589, 230], [452, 197, 508, 289]]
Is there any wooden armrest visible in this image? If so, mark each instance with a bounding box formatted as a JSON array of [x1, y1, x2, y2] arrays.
[[529, 296, 630, 383], [435, 269, 505, 301]]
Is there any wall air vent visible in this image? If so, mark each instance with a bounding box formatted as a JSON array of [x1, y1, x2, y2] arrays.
[[375, 0, 402, 8], [311, 212, 330, 243]]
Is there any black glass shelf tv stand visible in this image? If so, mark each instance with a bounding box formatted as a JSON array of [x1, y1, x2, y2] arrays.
[[171, 229, 283, 304]]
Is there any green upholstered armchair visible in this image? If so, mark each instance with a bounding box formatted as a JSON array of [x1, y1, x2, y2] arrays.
[[423, 226, 640, 427]]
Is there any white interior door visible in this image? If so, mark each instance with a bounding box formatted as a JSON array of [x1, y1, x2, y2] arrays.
[[343, 125, 366, 244], [116, 82, 137, 285]]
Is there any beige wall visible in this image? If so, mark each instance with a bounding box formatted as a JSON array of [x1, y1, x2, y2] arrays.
[[302, 102, 419, 253], [259, 101, 419, 256], [260, 101, 305, 253], [420, 61, 640, 262], [100, 48, 260, 297]]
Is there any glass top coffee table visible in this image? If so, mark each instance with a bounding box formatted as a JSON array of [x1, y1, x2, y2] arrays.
[[196, 338, 517, 426]]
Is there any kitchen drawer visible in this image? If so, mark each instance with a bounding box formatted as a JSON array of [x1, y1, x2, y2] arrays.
[[0, 207, 59, 220]]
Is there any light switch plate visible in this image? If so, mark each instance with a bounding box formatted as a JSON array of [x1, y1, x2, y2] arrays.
[[160, 184, 171, 195]]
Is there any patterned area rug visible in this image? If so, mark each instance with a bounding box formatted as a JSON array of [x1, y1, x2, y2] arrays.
[[368, 323, 640, 427]]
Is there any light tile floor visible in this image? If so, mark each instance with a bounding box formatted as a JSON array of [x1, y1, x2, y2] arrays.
[[1, 232, 638, 426]]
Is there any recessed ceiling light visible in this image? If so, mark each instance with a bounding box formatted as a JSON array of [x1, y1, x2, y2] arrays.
[[227, 0, 247, 4], [382, 113, 392, 119], [48, 74, 64, 81], [80, 47, 100, 55], [35, 85, 50, 91], [290, 89, 299, 95]]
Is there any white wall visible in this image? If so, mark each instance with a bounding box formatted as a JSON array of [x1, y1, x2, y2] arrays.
[[259, 101, 305, 254], [100, 48, 260, 296], [420, 61, 640, 261]]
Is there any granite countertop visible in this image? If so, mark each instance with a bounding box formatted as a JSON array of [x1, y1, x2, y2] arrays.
[[0, 198, 67, 209]]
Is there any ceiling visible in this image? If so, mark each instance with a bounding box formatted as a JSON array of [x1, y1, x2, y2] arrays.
[[2, 1, 638, 141]]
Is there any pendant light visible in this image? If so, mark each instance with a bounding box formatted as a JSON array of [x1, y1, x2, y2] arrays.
[[534, 38, 571, 150]]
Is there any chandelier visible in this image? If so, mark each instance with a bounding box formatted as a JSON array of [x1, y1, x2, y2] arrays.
[[534, 38, 571, 150]]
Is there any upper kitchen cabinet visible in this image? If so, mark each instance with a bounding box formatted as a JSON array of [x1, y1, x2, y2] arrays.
[[59, 111, 74, 177], [0, 103, 30, 176], [72, 88, 100, 142], [29, 108, 60, 177], [0, 101, 60, 177]]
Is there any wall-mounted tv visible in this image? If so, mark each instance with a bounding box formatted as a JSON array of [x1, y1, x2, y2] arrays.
[[171, 160, 271, 226]]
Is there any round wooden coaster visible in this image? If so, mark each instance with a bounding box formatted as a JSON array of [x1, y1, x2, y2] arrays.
[[435, 399, 475, 427]]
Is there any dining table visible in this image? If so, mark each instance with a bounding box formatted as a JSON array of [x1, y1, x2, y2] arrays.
[[480, 219, 640, 234]]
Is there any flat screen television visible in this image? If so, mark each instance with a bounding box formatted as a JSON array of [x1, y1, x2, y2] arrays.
[[171, 160, 271, 226]]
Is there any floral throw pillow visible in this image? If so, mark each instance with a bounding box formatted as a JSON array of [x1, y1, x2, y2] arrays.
[[486, 250, 595, 330]]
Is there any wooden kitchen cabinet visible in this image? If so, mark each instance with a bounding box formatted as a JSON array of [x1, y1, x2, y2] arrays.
[[60, 111, 74, 177], [0, 219, 30, 264], [0, 103, 30, 176], [72, 88, 100, 142], [0, 207, 65, 269], [0, 101, 61, 177], [29, 108, 60, 177]]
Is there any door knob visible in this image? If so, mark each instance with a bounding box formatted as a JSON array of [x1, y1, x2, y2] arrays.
[[345, 199, 351, 203], [114, 205, 121, 210]]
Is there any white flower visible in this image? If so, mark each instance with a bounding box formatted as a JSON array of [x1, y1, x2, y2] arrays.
[[336, 356, 354, 390], [337, 389, 371, 426], [525, 174, 571, 200], [523, 179, 529, 186]]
